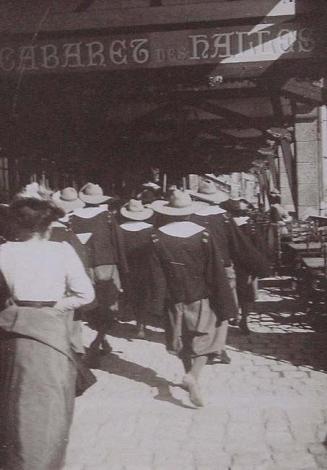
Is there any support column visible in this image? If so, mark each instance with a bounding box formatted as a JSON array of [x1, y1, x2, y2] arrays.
[[279, 143, 295, 213], [319, 105, 327, 214], [294, 106, 320, 219]]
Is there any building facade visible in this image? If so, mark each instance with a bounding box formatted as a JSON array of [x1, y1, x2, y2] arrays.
[[0, 0, 326, 215]]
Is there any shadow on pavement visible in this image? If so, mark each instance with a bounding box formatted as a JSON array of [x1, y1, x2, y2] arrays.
[[95, 352, 195, 410], [227, 326, 327, 373]]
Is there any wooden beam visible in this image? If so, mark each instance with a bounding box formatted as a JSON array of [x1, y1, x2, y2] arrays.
[[111, 107, 275, 132], [0, 0, 322, 34], [110, 84, 266, 104], [191, 99, 269, 131]]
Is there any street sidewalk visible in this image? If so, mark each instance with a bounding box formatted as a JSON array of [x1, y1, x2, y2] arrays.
[[64, 291, 327, 470]]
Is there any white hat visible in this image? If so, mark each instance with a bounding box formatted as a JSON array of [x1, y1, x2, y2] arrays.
[[120, 199, 154, 221], [190, 179, 229, 204], [79, 183, 110, 205], [52, 187, 85, 213], [151, 190, 205, 216]]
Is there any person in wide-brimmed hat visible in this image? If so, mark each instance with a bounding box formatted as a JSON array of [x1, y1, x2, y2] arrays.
[[190, 199, 235, 365], [151, 190, 205, 217], [52, 187, 85, 214], [120, 199, 154, 221], [69, 183, 127, 363], [79, 182, 111, 205], [50, 188, 89, 269], [119, 200, 155, 339], [149, 189, 238, 407], [221, 196, 270, 335], [190, 179, 229, 204], [220, 197, 253, 217]]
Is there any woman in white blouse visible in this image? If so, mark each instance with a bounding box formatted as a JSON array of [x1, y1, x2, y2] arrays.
[[0, 198, 95, 470]]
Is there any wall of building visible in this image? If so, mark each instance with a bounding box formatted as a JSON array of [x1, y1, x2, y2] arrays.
[[295, 106, 320, 218], [279, 145, 295, 213]]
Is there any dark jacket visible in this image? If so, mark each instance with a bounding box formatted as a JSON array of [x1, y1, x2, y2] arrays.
[[70, 208, 127, 272], [50, 223, 89, 269], [192, 211, 270, 278], [119, 223, 154, 315], [150, 226, 238, 321]]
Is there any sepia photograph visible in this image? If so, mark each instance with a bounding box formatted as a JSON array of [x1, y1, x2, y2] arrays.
[[0, 1, 326, 469]]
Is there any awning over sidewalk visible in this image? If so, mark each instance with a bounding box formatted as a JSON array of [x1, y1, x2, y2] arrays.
[[0, 0, 325, 78]]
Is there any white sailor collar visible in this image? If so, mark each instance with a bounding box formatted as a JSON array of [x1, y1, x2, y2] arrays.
[[159, 221, 205, 238], [194, 206, 226, 216], [72, 206, 107, 219], [120, 222, 153, 232]]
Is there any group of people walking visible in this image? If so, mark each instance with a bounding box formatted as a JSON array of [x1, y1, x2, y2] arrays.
[[0, 177, 269, 469]]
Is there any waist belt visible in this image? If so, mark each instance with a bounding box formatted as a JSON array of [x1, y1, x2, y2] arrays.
[[15, 300, 56, 308]]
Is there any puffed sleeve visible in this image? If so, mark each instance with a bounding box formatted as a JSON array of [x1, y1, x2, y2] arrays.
[[55, 243, 95, 311]]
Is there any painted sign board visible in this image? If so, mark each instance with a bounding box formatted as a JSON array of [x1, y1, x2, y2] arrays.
[[0, 21, 322, 75]]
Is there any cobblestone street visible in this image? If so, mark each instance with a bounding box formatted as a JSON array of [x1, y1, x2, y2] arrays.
[[64, 288, 327, 470]]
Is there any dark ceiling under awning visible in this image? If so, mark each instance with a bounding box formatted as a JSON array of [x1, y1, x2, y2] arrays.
[[0, 0, 326, 188]]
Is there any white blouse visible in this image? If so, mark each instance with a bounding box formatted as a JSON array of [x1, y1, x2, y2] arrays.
[[0, 239, 95, 310]]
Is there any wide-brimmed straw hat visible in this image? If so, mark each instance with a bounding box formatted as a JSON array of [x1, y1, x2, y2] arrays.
[[79, 183, 110, 205], [220, 198, 251, 215], [120, 199, 154, 221], [190, 179, 229, 204], [52, 187, 85, 213], [151, 190, 205, 216]]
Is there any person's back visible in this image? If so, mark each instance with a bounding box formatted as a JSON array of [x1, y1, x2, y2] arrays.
[[0, 240, 92, 308], [69, 183, 126, 358], [119, 199, 155, 337], [191, 205, 232, 267], [150, 191, 238, 407], [154, 221, 208, 304], [71, 206, 118, 265], [0, 198, 94, 470]]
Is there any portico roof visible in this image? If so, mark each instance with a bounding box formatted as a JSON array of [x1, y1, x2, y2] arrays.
[[0, 0, 324, 35]]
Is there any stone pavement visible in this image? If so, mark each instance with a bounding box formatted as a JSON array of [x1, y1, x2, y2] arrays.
[[64, 289, 327, 470]]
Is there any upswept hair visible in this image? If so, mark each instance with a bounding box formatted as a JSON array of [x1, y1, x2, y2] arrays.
[[9, 198, 64, 240]]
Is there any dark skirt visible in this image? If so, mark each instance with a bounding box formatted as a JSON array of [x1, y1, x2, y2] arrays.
[[165, 298, 226, 358], [0, 332, 76, 470]]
